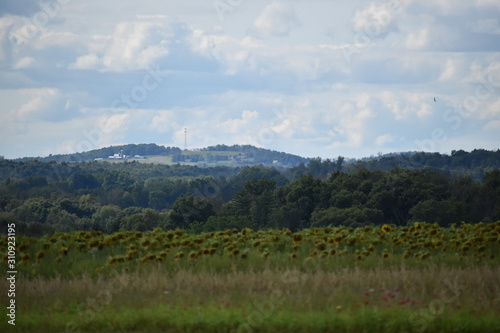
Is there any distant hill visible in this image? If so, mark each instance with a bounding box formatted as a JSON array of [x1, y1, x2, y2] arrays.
[[11, 144, 500, 177], [15, 144, 182, 163], [14, 143, 311, 167], [199, 144, 310, 166], [302, 149, 500, 182], [356, 149, 500, 173]]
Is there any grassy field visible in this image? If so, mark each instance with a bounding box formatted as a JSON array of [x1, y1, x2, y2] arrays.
[[1, 222, 499, 332], [108, 151, 245, 166]]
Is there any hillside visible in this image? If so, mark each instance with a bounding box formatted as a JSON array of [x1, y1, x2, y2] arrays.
[[14, 143, 311, 168], [9, 144, 500, 178]]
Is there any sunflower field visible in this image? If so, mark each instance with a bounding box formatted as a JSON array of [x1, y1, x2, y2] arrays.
[[1, 222, 499, 333], [3, 222, 499, 278]]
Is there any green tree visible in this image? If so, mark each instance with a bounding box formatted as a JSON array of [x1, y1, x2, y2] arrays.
[[224, 179, 276, 228], [409, 199, 467, 226], [311, 206, 384, 228], [169, 195, 215, 229]]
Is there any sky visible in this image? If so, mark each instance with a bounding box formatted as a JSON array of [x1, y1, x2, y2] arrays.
[[0, 0, 499, 160]]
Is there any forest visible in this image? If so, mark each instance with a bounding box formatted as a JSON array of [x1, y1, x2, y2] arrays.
[[0, 148, 499, 236]]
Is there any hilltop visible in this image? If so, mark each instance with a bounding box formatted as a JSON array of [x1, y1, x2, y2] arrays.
[[10, 144, 500, 178], [14, 143, 311, 168]]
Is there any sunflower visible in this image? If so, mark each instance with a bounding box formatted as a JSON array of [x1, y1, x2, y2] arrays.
[[420, 252, 431, 260], [381, 224, 393, 233], [316, 242, 327, 251], [20, 253, 31, 264], [36, 251, 45, 261], [292, 234, 303, 244], [126, 250, 138, 260], [87, 240, 101, 250], [108, 257, 118, 265]]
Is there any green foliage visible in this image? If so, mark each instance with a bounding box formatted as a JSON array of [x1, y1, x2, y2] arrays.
[[169, 195, 216, 229], [312, 206, 385, 228], [410, 199, 467, 226], [119, 209, 165, 232], [0, 150, 499, 234]]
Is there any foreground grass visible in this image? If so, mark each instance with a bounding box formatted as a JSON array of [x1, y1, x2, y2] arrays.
[[2, 266, 500, 333], [15, 305, 500, 333], [1, 223, 499, 332]]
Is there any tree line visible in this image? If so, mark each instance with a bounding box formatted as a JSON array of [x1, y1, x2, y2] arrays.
[[1, 153, 499, 236]]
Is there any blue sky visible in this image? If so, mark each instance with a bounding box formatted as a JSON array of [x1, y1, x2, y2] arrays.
[[1, 0, 499, 159]]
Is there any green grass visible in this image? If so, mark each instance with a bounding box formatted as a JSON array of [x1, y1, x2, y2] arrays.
[[2, 265, 499, 333], [104, 149, 252, 166], [1, 224, 499, 332], [5, 299, 500, 333]]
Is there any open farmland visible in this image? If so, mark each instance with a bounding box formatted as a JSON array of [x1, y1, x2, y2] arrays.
[[1, 222, 499, 333]]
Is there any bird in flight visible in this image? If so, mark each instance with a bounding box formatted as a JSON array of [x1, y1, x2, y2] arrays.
[[434, 97, 437, 102]]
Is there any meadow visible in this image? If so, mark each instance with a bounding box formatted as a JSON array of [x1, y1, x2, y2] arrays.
[[1, 222, 499, 332]]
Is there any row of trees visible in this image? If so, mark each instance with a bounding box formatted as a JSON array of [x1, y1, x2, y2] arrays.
[[1, 159, 499, 235], [203, 168, 500, 232], [358, 149, 500, 179]]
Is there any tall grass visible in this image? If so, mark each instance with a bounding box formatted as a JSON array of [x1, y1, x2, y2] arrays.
[[1, 223, 499, 332], [1, 265, 499, 332]]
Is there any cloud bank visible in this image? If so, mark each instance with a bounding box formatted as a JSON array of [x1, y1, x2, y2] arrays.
[[0, 0, 499, 159]]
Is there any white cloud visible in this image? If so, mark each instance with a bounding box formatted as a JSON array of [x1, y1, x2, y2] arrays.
[[1, 0, 499, 159], [352, 2, 400, 38], [253, 2, 301, 38], [379, 91, 409, 120], [375, 133, 395, 145], [416, 103, 432, 119], [70, 53, 100, 70], [332, 83, 349, 90], [483, 119, 500, 130], [95, 113, 129, 141], [220, 110, 259, 134], [102, 22, 170, 71], [71, 21, 171, 72], [439, 58, 457, 81], [13, 56, 34, 69], [405, 28, 429, 50], [476, 0, 500, 10], [471, 18, 500, 35], [137, 15, 167, 20], [479, 97, 500, 119], [13, 88, 67, 122], [329, 100, 374, 149], [150, 110, 178, 134]]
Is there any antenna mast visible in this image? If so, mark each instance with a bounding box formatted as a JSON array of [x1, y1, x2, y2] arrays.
[[184, 128, 187, 151]]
